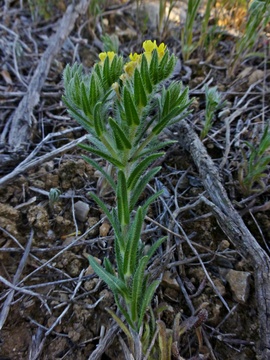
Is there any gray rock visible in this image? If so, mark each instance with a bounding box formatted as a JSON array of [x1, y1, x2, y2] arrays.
[[74, 201, 90, 222], [225, 269, 251, 303]]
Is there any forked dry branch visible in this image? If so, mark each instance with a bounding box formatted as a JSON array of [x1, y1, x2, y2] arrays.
[[177, 120, 270, 359]]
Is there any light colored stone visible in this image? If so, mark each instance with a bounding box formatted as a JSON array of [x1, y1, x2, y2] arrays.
[[161, 270, 180, 291], [74, 201, 90, 222], [99, 221, 111, 237], [226, 269, 251, 303]]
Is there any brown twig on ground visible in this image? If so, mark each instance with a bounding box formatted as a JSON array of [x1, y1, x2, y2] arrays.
[[6, 0, 91, 151], [177, 119, 270, 359]]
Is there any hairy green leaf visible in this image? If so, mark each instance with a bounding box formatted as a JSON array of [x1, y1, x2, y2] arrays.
[[117, 170, 130, 226], [127, 153, 164, 190], [129, 167, 161, 210], [109, 117, 132, 150], [81, 155, 116, 191], [131, 256, 149, 322], [134, 68, 147, 108], [123, 207, 144, 276], [123, 87, 140, 126], [89, 256, 128, 298]]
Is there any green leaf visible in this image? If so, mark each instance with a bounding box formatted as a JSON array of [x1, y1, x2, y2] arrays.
[[161, 86, 170, 117], [113, 293, 135, 329], [79, 143, 124, 168], [106, 307, 134, 339], [81, 82, 92, 118], [89, 73, 101, 109], [117, 170, 130, 226], [102, 55, 110, 89], [134, 68, 147, 108], [81, 155, 116, 191], [123, 87, 140, 126], [109, 117, 132, 150], [93, 101, 104, 136], [138, 280, 160, 329], [114, 234, 125, 279], [131, 256, 149, 322], [149, 49, 159, 85], [127, 153, 164, 190], [87, 191, 113, 223], [158, 50, 169, 80], [163, 54, 176, 80], [89, 256, 128, 298], [131, 140, 176, 162], [140, 54, 152, 93], [146, 236, 166, 259], [62, 96, 93, 133], [141, 190, 163, 218], [123, 207, 144, 276], [129, 167, 162, 210], [152, 95, 191, 135], [104, 258, 115, 275]]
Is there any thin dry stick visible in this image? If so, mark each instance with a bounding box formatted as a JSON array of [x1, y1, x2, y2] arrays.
[[0, 134, 88, 188], [45, 269, 85, 336], [0, 229, 34, 330]]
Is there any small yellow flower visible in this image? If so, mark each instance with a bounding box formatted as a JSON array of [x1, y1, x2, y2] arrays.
[[157, 43, 166, 59], [143, 40, 157, 53], [99, 51, 116, 64], [142, 40, 166, 62], [124, 61, 137, 77], [129, 53, 141, 62]]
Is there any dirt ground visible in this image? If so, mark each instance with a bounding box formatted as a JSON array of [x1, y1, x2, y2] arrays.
[[0, 1, 270, 359]]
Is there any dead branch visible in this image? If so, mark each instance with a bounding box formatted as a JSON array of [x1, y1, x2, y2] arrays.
[[0, 134, 87, 188], [177, 120, 270, 359], [7, 0, 91, 150]]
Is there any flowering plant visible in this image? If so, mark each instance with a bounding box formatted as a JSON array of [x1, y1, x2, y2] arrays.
[[63, 40, 191, 354]]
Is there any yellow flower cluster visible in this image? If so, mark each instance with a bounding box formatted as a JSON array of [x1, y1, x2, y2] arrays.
[[99, 51, 116, 64], [120, 40, 166, 81], [143, 40, 166, 62]]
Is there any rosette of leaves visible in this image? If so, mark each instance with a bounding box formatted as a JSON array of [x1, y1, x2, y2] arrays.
[[63, 42, 192, 340]]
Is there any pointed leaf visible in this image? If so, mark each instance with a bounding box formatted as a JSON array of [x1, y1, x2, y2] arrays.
[[134, 68, 147, 107], [140, 54, 152, 93], [146, 236, 166, 259], [129, 167, 162, 210], [81, 82, 92, 118], [123, 207, 144, 276], [138, 280, 160, 328], [127, 153, 164, 190], [79, 143, 124, 168], [87, 191, 115, 229], [141, 190, 163, 218], [149, 49, 159, 85], [106, 307, 134, 339], [131, 256, 149, 322], [81, 155, 116, 191], [117, 170, 130, 226], [109, 117, 132, 150], [89, 256, 128, 298], [93, 101, 104, 136], [62, 96, 93, 133], [123, 87, 140, 126]]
